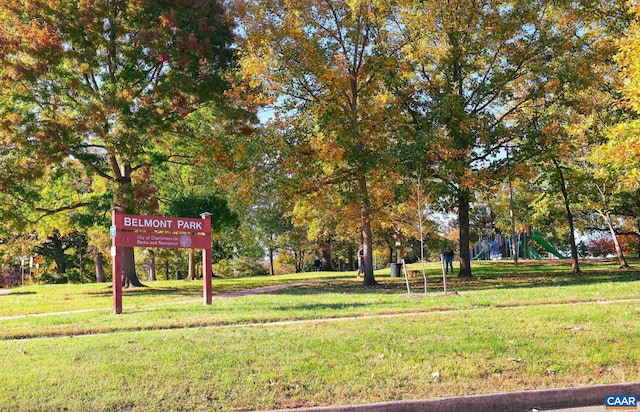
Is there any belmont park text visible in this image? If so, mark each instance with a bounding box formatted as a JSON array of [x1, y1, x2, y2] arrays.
[[123, 216, 204, 231]]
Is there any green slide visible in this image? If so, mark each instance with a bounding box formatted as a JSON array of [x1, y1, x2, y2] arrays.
[[471, 249, 485, 260], [528, 248, 542, 260], [530, 233, 568, 259]]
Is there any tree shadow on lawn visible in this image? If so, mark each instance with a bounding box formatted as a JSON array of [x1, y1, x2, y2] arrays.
[[81, 259, 639, 300], [272, 264, 640, 296], [84, 280, 295, 300], [0, 290, 36, 296], [85, 283, 204, 299], [444, 270, 640, 293]]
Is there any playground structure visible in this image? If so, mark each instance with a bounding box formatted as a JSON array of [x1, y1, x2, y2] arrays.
[[471, 231, 567, 261]]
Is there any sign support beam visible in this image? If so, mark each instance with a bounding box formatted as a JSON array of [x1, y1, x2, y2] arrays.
[[201, 212, 213, 305], [112, 207, 123, 314]]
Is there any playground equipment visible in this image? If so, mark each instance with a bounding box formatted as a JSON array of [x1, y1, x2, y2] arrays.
[[471, 249, 486, 261], [530, 232, 567, 259], [470, 231, 567, 260]]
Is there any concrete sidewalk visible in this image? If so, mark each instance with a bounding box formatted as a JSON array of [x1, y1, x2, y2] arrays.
[[266, 382, 640, 412]]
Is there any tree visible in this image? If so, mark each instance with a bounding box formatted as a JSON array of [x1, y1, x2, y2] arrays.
[[33, 230, 87, 283], [394, 0, 626, 277], [251, 197, 294, 276], [586, 1, 640, 260], [552, 157, 582, 272], [80, 201, 114, 283], [579, 162, 630, 268], [0, 0, 235, 287], [611, 0, 640, 187], [164, 194, 238, 279], [0, 157, 104, 282], [476, 158, 535, 263], [232, 0, 411, 285], [528, 0, 632, 272]]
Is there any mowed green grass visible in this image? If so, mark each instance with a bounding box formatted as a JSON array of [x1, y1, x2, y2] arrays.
[[1, 259, 639, 411]]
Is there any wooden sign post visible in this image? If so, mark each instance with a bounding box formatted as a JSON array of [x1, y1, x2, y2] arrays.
[[111, 207, 213, 314]]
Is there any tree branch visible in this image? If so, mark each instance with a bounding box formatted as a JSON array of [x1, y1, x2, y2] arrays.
[[34, 202, 93, 222]]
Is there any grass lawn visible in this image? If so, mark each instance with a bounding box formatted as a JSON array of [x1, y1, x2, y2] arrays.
[[1, 259, 639, 411]]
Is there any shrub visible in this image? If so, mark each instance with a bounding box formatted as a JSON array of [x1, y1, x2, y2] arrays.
[[0, 266, 21, 287], [39, 271, 68, 284], [586, 236, 615, 258]]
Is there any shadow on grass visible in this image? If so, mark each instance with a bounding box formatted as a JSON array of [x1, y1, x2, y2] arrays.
[[444, 270, 640, 293], [86, 284, 204, 298], [0, 291, 36, 296], [271, 262, 640, 297], [80, 259, 639, 300]]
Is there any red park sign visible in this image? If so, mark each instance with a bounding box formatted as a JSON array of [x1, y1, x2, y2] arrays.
[[110, 208, 213, 314]]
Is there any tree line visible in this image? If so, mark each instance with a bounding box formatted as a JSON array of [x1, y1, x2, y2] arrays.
[[0, 0, 638, 287]]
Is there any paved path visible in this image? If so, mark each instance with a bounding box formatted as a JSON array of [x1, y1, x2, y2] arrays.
[[264, 382, 640, 412]]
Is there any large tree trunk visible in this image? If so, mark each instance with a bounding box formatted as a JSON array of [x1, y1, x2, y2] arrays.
[[348, 73, 377, 286], [553, 159, 580, 274], [359, 173, 377, 286], [114, 161, 145, 287], [47, 232, 68, 276], [294, 250, 304, 273], [94, 246, 105, 283], [361, 204, 376, 286], [347, 244, 355, 271], [268, 246, 275, 276], [320, 242, 334, 271], [55, 259, 67, 275], [122, 247, 144, 287], [35, 231, 69, 281], [458, 189, 472, 278]]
